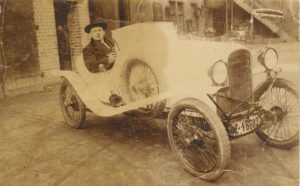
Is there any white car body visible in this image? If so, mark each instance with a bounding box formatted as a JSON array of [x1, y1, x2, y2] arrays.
[[47, 22, 257, 117]]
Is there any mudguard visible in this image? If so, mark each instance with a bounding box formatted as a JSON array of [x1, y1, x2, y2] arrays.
[[46, 70, 170, 117], [254, 77, 298, 99], [46, 70, 106, 115], [166, 86, 220, 112]]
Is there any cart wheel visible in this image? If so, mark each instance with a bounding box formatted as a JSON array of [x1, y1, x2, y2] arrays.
[[59, 78, 86, 129], [123, 59, 166, 119], [167, 98, 230, 181], [254, 79, 299, 149]]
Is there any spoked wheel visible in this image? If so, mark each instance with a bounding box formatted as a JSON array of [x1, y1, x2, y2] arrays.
[[254, 79, 299, 149], [123, 59, 166, 119], [59, 78, 86, 129], [167, 98, 230, 181]]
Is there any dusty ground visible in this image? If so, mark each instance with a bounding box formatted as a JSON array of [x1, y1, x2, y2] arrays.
[[0, 86, 298, 186], [0, 43, 299, 186]]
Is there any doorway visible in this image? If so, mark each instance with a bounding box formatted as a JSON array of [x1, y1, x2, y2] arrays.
[[118, 0, 131, 27], [54, 1, 72, 70]]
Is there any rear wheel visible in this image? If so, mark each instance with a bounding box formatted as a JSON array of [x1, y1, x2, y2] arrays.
[[59, 78, 86, 129], [254, 79, 299, 149], [167, 98, 230, 181], [123, 59, 166, 119]]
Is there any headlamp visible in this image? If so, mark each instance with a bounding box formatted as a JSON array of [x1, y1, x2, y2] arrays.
[[258, 47, 278, 70], [209, 60, 228, 86]]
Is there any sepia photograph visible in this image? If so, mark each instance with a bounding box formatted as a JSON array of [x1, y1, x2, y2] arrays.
[[0, 0, 299, 185]]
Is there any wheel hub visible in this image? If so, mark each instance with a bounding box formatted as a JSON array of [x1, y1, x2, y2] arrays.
[[193, 139, 204, 147], [131, 84, 152, 97], [181, 124, 206, 146], [69, 96, 79, 111], [270, 106, 285, 122], [130, 84, 155, 112]]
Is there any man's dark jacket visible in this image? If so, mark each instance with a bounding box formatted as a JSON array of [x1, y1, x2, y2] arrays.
[[82, 37, 115, 73]]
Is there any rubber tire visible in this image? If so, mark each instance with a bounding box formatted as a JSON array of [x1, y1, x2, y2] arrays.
[[59, 78, 86, 129], [122, 59, 166, 120], [167, 98, 231, 181], [254, 78, 299, 149]]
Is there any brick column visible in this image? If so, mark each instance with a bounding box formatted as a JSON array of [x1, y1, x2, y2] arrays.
[[32, 0, 60, 71], [68, 0, 90, 70]]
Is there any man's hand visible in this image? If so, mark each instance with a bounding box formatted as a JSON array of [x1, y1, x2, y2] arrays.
[[98, 64, 106, 72]]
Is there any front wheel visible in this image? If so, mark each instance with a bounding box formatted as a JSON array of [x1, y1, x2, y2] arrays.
[[254, 78, 299, 149], [59, 78, 86, 129], [167, 98, 230, 181]]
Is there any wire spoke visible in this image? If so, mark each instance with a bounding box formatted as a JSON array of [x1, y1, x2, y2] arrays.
[[172, 108, 218, 172], [127, 62, 159, 113], [260, 82, 299, 142]]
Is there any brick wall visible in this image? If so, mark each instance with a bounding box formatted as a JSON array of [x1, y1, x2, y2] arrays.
[[68, 0, 90, 70], [32, 0, 60, 72], [1, 0, 58, 98], [1, 0, 91, 98]]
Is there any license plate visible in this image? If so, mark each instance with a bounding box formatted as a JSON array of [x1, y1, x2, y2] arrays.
[[230, 114, 261, 136]]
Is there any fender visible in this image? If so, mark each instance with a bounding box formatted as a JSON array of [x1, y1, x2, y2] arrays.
[[45, 70, 169, 117], [45, 70, 107, 115], [166, 86, 220, 112], [253, 77, 297, 101]]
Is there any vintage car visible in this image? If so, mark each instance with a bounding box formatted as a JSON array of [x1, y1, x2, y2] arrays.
[[47, 22, 299, 181]]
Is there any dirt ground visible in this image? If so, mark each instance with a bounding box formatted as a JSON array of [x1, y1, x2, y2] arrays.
[[0, 43, 299, 186], [0, 86, 298, 186]]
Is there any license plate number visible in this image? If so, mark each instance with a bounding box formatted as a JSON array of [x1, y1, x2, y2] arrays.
[[231, 114, 261, 136]]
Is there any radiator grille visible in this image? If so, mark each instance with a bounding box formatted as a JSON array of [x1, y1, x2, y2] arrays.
[[228, 49, 253, 113]]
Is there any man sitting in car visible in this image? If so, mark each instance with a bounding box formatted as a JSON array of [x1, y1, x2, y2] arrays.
[[83, 22, 116, 73]]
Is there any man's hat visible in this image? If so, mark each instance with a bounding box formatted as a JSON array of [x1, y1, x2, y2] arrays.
[[84, 23, 107, 33]]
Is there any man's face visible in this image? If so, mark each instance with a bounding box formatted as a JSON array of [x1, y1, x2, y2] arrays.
[[89, 27, 105, 40]]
